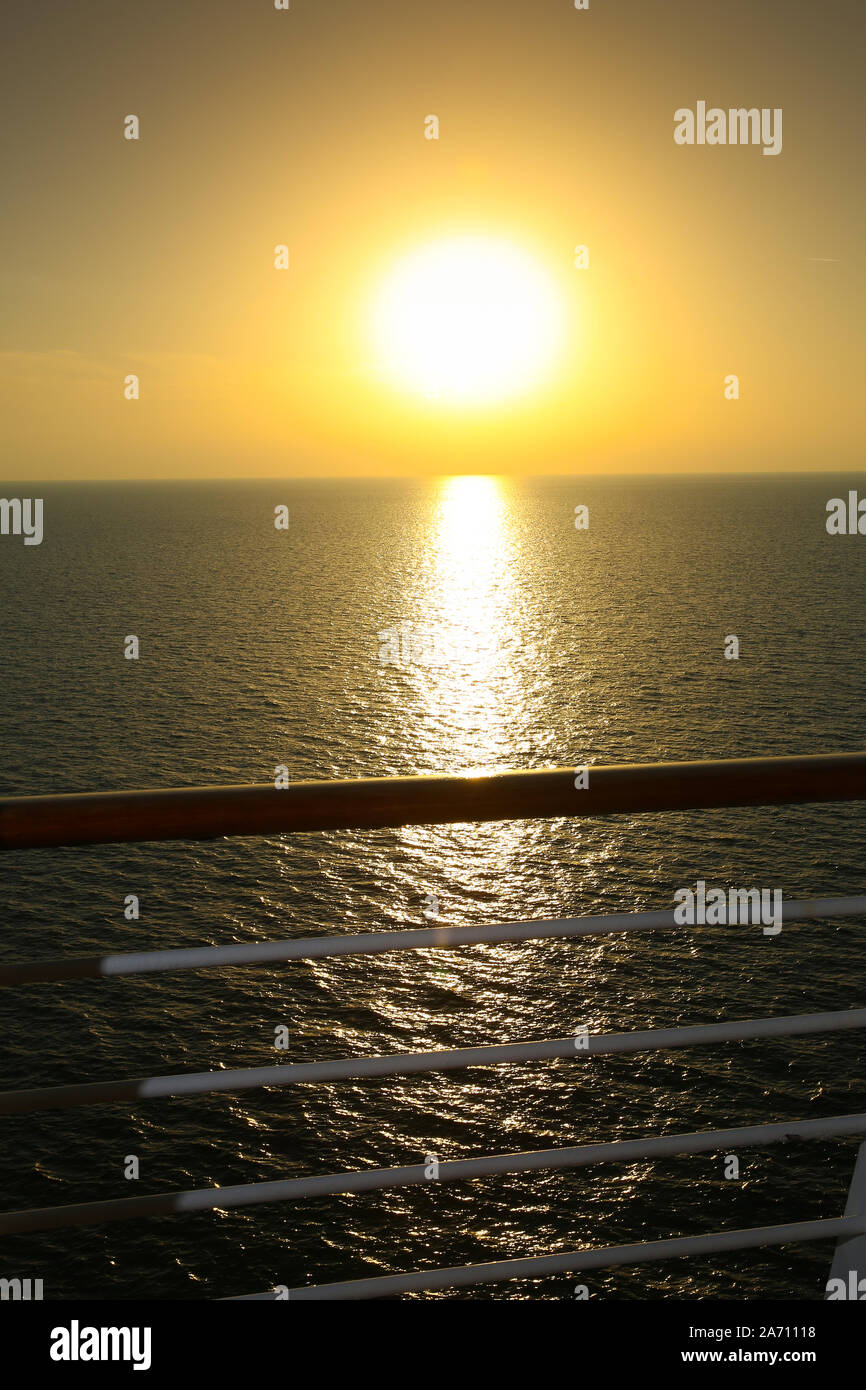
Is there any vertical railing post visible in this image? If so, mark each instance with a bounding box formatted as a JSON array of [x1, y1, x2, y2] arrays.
[[827, 1141, 866, 1299]]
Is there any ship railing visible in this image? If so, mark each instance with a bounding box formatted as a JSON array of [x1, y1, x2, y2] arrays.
[[2, 752, 866, 1300]]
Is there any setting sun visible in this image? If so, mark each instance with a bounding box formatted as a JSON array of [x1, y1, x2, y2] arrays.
[[369, 235, 563, 407]]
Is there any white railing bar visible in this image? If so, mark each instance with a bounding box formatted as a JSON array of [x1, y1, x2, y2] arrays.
[[228, 1214, 866, 1300], [2, 895, 864, 988], [3, 1008, 866, 1116], [827, 1139, 866, 1295], [4, 1111, 866, 1237]]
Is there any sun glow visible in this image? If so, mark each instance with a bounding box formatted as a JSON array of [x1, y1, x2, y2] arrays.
[[370, 236, 563, 407]]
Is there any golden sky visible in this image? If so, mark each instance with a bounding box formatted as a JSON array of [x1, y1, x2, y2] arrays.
[[2, 0, 864, 479]]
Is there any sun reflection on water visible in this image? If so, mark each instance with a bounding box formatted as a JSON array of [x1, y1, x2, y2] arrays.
[[383, 475, 538, 931], [411, 475, 526, 773]]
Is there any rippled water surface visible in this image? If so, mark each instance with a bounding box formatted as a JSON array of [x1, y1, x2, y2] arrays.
[[2, 474, 866, 1299]]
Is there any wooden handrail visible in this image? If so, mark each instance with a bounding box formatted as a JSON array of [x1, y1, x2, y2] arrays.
[[2, 752, 866, 851]]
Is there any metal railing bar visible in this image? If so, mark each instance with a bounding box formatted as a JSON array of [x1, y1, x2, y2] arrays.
[[3, 752, 866, 851], [3, 895, 865, 988], [4, 1111, 866, 1237], [228, 1215, 866, 1300], [3, 1008, 865, 1115]]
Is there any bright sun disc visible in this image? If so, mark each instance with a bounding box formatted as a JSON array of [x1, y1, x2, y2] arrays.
[[371, 236, 562, 406]]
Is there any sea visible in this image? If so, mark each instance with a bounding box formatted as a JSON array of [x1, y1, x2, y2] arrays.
[[1, 472, 866, 1300]]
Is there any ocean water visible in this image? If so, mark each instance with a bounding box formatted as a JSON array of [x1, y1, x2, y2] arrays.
[[1, 472, 866, 1301]]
